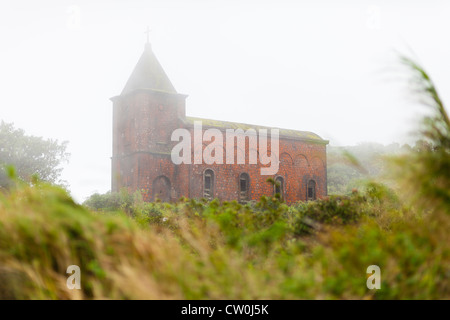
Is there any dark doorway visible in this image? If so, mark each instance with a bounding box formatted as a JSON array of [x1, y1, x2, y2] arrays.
[[152, 176, 171, 202]]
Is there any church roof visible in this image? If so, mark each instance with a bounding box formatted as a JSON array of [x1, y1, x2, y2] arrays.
[[185, 117, 328, 144], [121, 43, 177, 95]]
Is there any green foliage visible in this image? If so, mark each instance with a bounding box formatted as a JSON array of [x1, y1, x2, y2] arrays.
[[83, 188, 135, 213], [293, 192, 367, 235], [327, 142, 410, 195], [0, 121, 70, 189], [1, 176, 448, 299], [392, 56, 450, 215]]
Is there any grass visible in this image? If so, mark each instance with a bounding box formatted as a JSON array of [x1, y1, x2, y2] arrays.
[[0, 177, 448, 299]]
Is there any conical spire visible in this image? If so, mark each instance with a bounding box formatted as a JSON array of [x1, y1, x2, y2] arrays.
[[121, 42, 177, 95]]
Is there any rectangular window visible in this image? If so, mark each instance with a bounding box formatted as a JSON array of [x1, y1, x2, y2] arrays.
[[204, 176, 211, 198], [308, 187, 313, 199], [239, 173, 250, 202], [240, 178, 247, 192], [205, 175, 211, 190], [203, 170, 214, 199]]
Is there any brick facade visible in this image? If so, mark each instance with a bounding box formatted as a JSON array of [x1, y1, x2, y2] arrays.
[[111, 44, 328, 204]]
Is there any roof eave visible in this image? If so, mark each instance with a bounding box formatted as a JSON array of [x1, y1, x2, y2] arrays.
[[110, 88, 189, 102], [181, 117, 329, 145]]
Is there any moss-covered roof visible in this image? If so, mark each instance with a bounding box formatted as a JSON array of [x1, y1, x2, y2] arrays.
[[185, 117, 327, 143], [121, 44, 177, 95]]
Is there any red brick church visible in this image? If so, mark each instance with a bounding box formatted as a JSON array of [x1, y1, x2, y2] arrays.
[[111, 41, 328, 204]]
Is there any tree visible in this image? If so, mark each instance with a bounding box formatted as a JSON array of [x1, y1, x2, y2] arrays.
[[0, 121, 70, 189]]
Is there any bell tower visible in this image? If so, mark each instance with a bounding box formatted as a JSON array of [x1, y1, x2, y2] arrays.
[[111, 39, 187, 198]]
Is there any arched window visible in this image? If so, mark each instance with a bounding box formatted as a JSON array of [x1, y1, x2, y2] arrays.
[[274, 176, 284, 198], [203, 169, 214, 200], [239, 173, 250, 202], [307, 180, 316, 201]]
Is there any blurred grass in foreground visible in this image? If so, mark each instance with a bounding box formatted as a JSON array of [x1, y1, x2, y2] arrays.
[[0, 56, 449, 299]]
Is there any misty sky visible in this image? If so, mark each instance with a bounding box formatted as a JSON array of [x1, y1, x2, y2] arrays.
[[1, 0, 449, 202]]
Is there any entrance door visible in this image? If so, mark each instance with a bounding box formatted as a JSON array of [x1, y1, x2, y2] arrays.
[[152, 176, 171, 202]]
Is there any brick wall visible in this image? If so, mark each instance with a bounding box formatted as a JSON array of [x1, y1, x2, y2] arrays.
[[112, 90, 327, 204]]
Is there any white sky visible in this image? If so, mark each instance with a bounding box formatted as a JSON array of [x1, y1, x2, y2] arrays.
[[1, 0, 449, 202]]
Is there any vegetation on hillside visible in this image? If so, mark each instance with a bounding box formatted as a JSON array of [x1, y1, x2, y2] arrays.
[[0, 121, 69, 189], [326, 141, 435, 195]]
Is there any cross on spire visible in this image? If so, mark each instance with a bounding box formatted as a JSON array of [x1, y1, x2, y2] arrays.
[[145, 27, 151, 44]]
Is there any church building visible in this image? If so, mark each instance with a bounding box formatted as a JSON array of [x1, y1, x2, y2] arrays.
[[111, 41, 328, 204]]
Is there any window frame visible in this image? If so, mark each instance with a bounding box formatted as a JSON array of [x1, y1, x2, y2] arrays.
[[203, 169, 215, 200], [307, 180, 316, 201], [239, 173, 250, 202], [274, 176, 284, 199]]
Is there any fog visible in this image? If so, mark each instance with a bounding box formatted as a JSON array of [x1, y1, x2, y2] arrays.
[[1, 0, 449, 202]]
